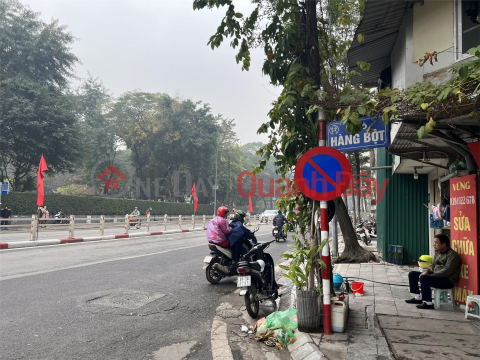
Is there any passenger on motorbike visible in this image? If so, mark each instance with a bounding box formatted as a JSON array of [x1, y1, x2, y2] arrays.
[[207, 206, 233, 245], [207, 206, 233, 275]]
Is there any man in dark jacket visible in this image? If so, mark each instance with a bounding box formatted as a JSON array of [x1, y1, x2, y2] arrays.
[[273, 210, 287, 227], [228, 210, 256, 262], [405, 234, 461, 309]]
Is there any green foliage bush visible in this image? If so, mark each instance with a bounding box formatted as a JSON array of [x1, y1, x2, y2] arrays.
[[2, 193, 212, 216]]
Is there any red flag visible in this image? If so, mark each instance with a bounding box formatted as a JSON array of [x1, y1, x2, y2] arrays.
[[191, 183, 198, 212], [249, 194, 253, 213], [37, 154, 49, 206]]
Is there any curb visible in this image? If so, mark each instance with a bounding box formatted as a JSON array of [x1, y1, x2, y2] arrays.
[[285, 285, 326, 360], [288, 331, 326, 360], [0, 227, 209, 250]]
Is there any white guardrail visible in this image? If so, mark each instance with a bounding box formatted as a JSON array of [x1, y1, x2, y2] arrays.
[[2, 214, 274, 241]]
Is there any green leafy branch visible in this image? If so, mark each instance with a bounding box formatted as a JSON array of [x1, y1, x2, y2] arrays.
[[338, 46, 480, 139]]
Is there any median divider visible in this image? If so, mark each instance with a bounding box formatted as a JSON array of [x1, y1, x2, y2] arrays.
[[0, 227, 209, 250], [0, 221, 268, 251]]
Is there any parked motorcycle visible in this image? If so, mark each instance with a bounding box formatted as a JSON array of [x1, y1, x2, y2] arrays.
[[128, 215, 141, 229], [54, 211, 69, 224], [237, 239, 279, 318], [355, 221, 371, 246], [273, 225, 287, 242], [364, 221, 377, 238], [204, 228, 259, 284]]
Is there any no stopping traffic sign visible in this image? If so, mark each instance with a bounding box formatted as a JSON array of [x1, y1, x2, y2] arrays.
[[294, 147, 352, 201]]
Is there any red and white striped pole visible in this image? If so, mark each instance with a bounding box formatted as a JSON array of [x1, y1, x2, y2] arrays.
[[318, 109, 332, 335]]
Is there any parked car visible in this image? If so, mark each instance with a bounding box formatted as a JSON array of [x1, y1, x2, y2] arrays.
[[260, 209, 277, 223]]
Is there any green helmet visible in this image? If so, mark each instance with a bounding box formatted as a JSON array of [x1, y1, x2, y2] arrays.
[[234, 210, 247, 221]]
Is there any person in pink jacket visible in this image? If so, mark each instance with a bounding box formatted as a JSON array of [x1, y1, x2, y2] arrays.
[[207, 206, 232, 247]]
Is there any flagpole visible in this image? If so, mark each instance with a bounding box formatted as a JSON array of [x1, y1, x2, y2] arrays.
[[36, 211, 39, 240]]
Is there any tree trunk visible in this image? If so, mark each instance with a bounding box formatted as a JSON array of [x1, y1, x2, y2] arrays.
[[304, 0, 321, 87], [333, 197, 376, 263], [370, 149, 376, 168], [354, 152, 361, 221], [348, 153, 357, 224]]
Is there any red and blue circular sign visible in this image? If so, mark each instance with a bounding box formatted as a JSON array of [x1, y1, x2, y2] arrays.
[[294, 147, 352, 201]]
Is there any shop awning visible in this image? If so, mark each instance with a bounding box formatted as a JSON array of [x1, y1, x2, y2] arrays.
[[388, 116, 480, 174], [347, 0, 408, 86]]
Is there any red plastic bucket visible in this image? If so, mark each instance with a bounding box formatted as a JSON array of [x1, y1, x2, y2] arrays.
[[351, 282, 364, 295]]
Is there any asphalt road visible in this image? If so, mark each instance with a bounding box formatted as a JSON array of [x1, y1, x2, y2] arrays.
[[0, 226, 292, 360]]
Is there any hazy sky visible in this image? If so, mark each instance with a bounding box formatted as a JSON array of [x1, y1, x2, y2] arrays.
[[23, 0, 279, 144]]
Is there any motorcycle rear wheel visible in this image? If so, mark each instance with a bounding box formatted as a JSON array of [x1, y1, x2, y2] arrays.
[[275, 234, 279, 242], [245, 282, 260, 318], [206, 259, 223, 284]]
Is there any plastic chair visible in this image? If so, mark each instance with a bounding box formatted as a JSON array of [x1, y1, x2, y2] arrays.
[[431, 288, 454, 309], [465, 295, 480, 320]]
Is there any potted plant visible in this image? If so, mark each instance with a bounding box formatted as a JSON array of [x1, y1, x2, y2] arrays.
[[278, 233, 327, 333]]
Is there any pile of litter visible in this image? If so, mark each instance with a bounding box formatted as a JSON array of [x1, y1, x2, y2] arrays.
[[240, 308, 298, 349]]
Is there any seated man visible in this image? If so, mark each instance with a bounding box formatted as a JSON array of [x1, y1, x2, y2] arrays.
[[405, 234, 461, 309]]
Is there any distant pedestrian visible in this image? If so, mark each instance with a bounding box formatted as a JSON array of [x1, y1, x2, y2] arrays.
[[45, 208, 49, 228], [1, 206, 12, 230]]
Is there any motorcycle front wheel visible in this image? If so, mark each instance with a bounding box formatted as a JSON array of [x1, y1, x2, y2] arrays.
[[245, 282, 260, 318], [206, 258, 223, 284]]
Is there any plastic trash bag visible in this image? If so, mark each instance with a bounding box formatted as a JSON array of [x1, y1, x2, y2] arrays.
[[275, 329, 296, 347], [256, 322, 268, 336], [265, 308, 298, 331]]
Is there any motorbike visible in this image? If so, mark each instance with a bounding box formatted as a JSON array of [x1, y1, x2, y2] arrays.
[[364, 221, 377, 238], [54, 211, 69, 224], [355, 221, 371, 245], [128, 215, 141, 229], [287, 218, 296, 232], [236, 239, 279, 318], [273, 224, 287, 242], [204, 227, 259, 284]]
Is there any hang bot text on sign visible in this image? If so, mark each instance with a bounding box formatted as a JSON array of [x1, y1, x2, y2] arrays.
[[327, 116, 389, 151]]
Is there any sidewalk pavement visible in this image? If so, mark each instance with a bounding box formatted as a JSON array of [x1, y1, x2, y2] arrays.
[[287, 262, 480, 360]]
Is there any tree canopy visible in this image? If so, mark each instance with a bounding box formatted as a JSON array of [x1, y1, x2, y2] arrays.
[[0, 0, 81, 190]]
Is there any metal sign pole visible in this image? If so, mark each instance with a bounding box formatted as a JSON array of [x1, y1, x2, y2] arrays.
[[318, 109, 332, 335]]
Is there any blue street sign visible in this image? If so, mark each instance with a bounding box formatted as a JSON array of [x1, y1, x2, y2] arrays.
[[327, 116, 389, 151], [1, 182, 9, 195]]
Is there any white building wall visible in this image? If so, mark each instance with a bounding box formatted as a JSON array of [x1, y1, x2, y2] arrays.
[[391, 1, 458, 90]]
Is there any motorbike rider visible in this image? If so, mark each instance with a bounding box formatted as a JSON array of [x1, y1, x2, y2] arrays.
[[130, 207, 140, 225], [273, 210, 287, 235], [207, 206, 233, 274], [228, 210, 257, 262]]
